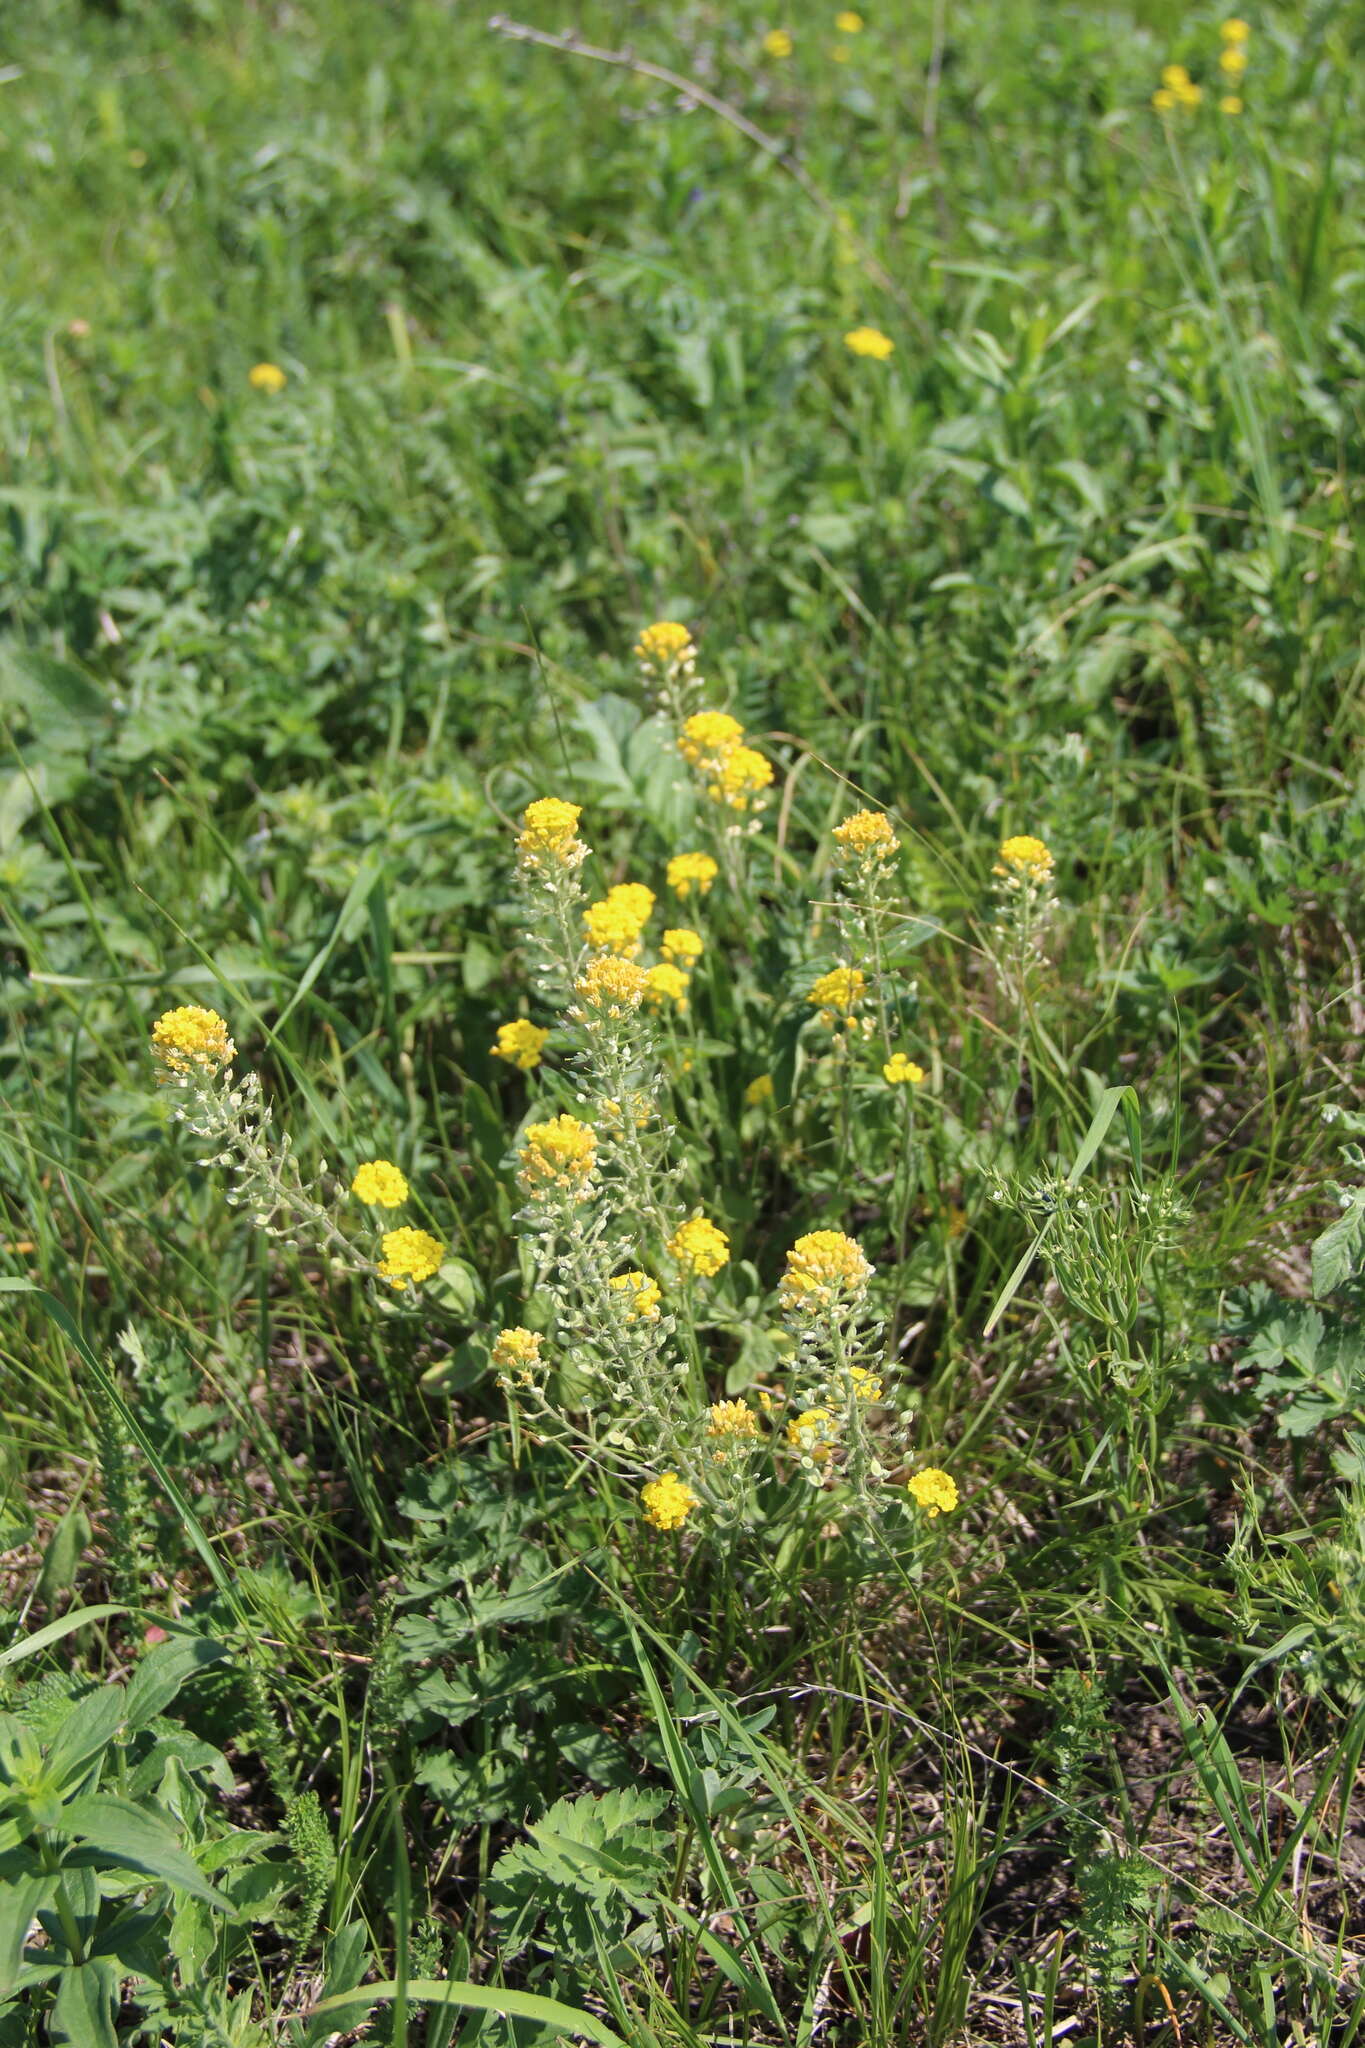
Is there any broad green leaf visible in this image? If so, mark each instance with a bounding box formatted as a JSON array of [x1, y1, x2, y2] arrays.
[[50, 1958, 118, 2048], [121, 1634, 230, 1734], [59, 1796, 229, 1909], [0, 1872, 53, 1996], [44, 1688, 129, 1792]]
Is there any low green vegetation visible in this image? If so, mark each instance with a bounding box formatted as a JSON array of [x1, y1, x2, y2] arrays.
[[2, 2, 1363, 2043]]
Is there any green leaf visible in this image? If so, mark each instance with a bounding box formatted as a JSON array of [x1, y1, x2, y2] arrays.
[[0, 1608, 127, 1670], [50, 1958, 118, 2048], [1312, 1186, 1365, 1297], [0, 1871, 54, 1997], [43, 1688, 129, 1792], [121, 1635, 230, 1734], [308, 1977, 629, 2048], [59, 1796, 229, 1909], [35, 1506, 91, 1610]]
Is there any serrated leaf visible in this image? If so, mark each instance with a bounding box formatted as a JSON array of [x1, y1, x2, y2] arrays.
[[1312, 1187, 1365, 1297]]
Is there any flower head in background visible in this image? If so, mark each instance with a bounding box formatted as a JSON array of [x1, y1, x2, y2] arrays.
[[786, 1406, 839, 1462], [668, 1216, 730, 1277], [713, 744, 774, 810], [883, 1052, 925, 1087], [248, 361, 287, 393], [809, 964, 867, 1027], [708, 1398, 759, 1439], [635, 621, 694, 666], [844, 326, 894, 360], [762, 28, 793, 58], [744, 1074, 775, 1107], [661, 927, 703, 965], [492, 1020, 549, 1071], [645, 962, 690, 1013], [351, 1159, 409, 1207], [667, 851, 718, 899], [835, 10, 864, 30], [377, 1226, 444, 1289], [152, 1006, 235, 1076], [641, 1471, 699, 1530], [679, 710, 743, 768]]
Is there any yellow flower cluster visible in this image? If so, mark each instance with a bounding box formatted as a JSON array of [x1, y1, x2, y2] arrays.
[[351, 1159, 410, 1208], [667, 851, 718, 899], [907, 1467, 959, 1518], [1152, 62, 1202, 112], [641, 1471, 698, 1530], [518, 1114, 597, 1194], [836, 10, 863, 31], [645, 962, 689, 1013], [516, 798, 587, 869], [833, 807, 900, 865], [850, 1364, 883, 1401], [1218, 17, 1248, 110], [377, 1226, 445, 1289], [762, 27, 793, 58], [809, 964, 867, 1026], [248, 361, 287, 393], [679, 710, 743, 767], [744, 1074, 775, 1107], [668, 1216, 730, 1277], [609, 1270, 662, 1321], [151, 1006, 236, 1075], [844, 326, 894, 361], [634, 620, 694, 667], [779, 1229, 873, 1313], [583, 882, 656, 956], [883, 1052, 925, 1087], [492, 1019, 549, 1071], [492, 1326, 543, 1378], [786, 1406, 838, 1462], [995, 834, 1054, 882], [677, 712, 773, 812], [574, 954, 650, 1017], [707, 1398, 758, 1439], [661, 927, 703, 965]]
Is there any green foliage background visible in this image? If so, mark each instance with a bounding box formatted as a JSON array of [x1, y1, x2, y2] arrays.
[[2, 1, 1364, 2043]]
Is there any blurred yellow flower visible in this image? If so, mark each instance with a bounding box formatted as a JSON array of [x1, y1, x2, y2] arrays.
[[583, 894, 649, 955], [668, 1216, 730, 1277], [844, 326, 894, 360], [744, 1074, 775, 1107], [762, 28, 793, 57], [492, 1019, 549, 1071], [609, 1270, 662, 1321], [1219, 45, 1247, 76], [351, 1159, 409, 1208], [661, 927, 703, 964], [151, 1005, 235, 1075], [1151, 87, 1177, 111], [641, 1471, 698, 1530], [809, 965, 867, 1022], [907, 1467, 959, 1517], [679, 709, 744, 767], [1220, 93, 1244, 113], [377, 1226, 444, 1289], [635, 621, 694, 665], [850, 1364, 883, 1401], [713, 744, 773, 810], [835, 9, 864, 29], [786, 1406, 838, 1462], [883, 1052, 925, 1087], [248, 361, 286, 393], [645, 962, 690, 1013], [1220, 16, 1250, 40], [667, 851, 718, 898], [708, 1398, 759, 1438]]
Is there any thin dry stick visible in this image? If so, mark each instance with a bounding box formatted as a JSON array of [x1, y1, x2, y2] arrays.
[[487, 15, 927, 338]]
